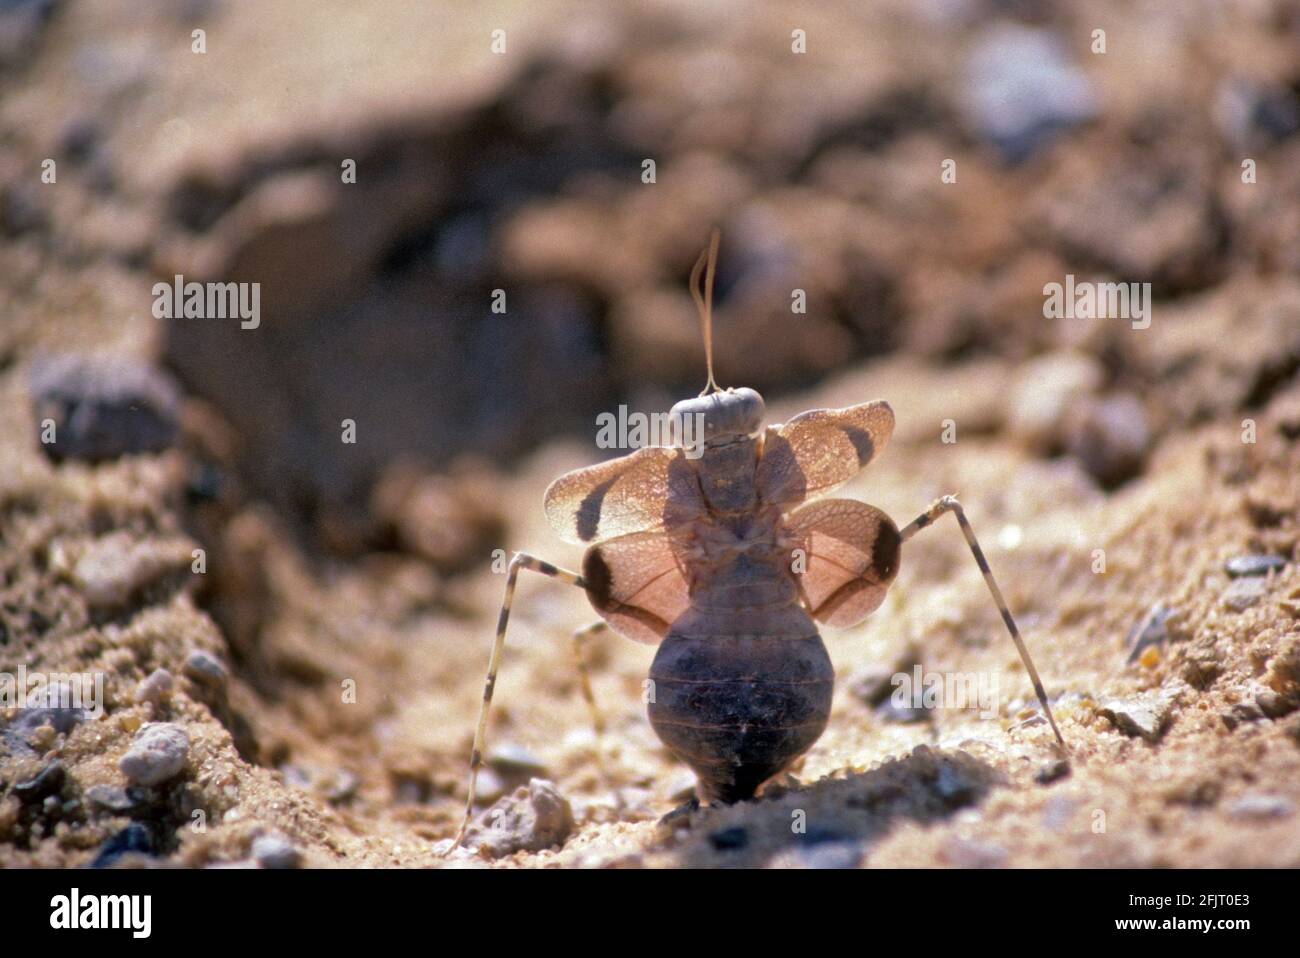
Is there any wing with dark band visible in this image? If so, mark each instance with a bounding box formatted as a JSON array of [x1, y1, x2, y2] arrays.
[[757, 401, 894, 508], [784, 498, 900, 628], [544, 446, 705, 545], [582, 530, 692, 645]]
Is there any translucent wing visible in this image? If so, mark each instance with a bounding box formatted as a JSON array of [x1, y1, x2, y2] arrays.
[[757, 401, 894, 508], [785, 498, 900, 628], [544, 446, 706, 545], [581, 530, 692, 645]]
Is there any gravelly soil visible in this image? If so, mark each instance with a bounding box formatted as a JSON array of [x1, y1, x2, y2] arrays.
[[1, 0, 1299, 868]]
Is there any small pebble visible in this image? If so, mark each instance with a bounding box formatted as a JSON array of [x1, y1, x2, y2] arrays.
[[134, 668, 174, 706], [487, 743, 548, 778], [1098, 696, 1169, 743], [251, 831, 302, 869], [791, 840, 863, 869], [465, 778, 574, 858], [1225, 555, 1287, 579], [1226, 793, 1294, 821], [183, 650, 228, 689], [1034, 759, 1072, 785], [84, 784, 143, 814], [119, 722, 190, 786], [1222, 577, 1267, 612]]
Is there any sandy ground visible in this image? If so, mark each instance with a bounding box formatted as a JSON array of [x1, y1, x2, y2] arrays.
[[1, 0, 1299, 868]]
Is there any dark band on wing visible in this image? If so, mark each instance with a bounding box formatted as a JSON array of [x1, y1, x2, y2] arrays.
[[575, 476, 618, 542], [872, 520, 901, 580], [844, 425, 876, 467], [582, 547, 672, 634]]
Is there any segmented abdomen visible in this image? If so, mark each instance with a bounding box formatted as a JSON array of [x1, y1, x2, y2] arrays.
[[647, 627, 834, 804]]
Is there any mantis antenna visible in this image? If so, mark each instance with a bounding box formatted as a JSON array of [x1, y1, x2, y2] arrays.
[[690, 228, 722, 396]]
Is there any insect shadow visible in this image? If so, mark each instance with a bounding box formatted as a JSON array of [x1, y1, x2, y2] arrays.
[[670, 746, 1005, 868]]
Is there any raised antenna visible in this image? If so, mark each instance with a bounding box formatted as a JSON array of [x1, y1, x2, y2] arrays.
[[690, 228, 722, 396]]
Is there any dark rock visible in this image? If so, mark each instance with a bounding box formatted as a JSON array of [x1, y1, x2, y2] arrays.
[[29, 353, 180, 463], [89, 822, 156, 869], [1034, 759, 1072, 785], [13, 760, 65, 802], [1064, 393, 1150, 488], [708, 825, 749, 851]]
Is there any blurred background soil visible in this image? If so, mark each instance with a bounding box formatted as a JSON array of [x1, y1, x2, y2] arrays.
[[1, 0, 1299, 867]]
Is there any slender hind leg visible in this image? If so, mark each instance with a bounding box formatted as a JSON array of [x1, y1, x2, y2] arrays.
[[899, 496, 1067, 749], [446, 553, 587, 852], [571, 620, 625, 812]]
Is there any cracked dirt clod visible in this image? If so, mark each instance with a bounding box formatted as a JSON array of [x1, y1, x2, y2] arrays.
[[118, 722, 190, 787], [465, 778, 574, 858]]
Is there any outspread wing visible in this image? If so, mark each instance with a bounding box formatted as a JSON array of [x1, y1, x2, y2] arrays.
[[784, 498, 900, 628], [757, 401, 894, 508], [581, 530, 692, 645], [544, 446, 706, 545]]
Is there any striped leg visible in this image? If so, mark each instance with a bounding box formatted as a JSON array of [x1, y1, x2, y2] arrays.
[[572, 620, 624, 812], [899, 496, 1066, 749], [447, 553, 586, 852]]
